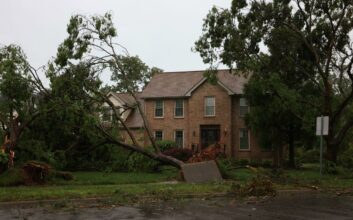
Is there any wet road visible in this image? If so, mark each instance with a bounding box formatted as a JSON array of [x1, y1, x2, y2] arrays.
[[1, 191, 353, 219]]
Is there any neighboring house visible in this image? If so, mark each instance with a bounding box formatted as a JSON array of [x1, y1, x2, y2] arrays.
[[108, 70, 272, 160], [104, 92, 145, 146]]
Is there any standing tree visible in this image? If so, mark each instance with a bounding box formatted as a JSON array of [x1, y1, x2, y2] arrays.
[[195, 0, 353, 163]]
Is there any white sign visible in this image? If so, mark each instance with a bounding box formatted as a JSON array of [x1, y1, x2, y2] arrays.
[[316, 116, 329, 136]]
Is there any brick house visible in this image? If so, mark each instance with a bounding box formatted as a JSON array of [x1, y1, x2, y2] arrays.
[[110, 70, 272, 160]]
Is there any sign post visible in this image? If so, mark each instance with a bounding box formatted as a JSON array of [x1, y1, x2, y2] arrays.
[[316, 116, 329, 175]]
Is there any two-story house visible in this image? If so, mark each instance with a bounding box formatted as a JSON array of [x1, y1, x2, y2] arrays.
[[113, 70, 272, 159]]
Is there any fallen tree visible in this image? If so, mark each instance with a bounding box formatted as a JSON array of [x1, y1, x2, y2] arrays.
[[51, 13, 185, 168]]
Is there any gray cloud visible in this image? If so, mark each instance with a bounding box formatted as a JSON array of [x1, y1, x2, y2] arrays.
[[0, 0, 229, 85]]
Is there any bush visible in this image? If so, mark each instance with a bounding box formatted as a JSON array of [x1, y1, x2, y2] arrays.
[[262, 159, 273, 168], [0, 168, 26, 186], [126, 147, 160, 172], [162, 147, 193, 162], [155, 140, 177, 152], [65, 144, 130, 172], [338, 146, 353, 169], [216, 159, 234, 179], [249, 159, 261, 167], [0, 152, 8, 174], [324, 161, 345, 175], [239, 159, 249, 166], [298, 149, 320, 163], [16, 139, 57, 166]]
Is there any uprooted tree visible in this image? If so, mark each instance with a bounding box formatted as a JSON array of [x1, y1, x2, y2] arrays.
[[51, 13, 184, 168], [194, 0, 353, 163]]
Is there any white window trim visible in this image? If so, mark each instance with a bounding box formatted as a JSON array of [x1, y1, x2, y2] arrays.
[[154, 130, 163, 141], [101, 107, 113, 122], [204, 96, 216, 117], [174, 99, 184, 118], [174, 129, 184, 148], [239, 128, 251, 151], [154, 100, 164, 118], [239, 97, 249, 117]]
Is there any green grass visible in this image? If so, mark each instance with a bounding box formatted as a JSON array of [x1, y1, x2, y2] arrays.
[[1, 163, 353, 203], [55, 168, 178, 185], [0, 182, 230, 202], [224, 163, 353, 190], [0, 167, 231, 202]]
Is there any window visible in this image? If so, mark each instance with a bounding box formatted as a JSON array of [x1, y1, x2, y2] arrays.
[[154, 100, 164, 117], [239, 97, 249, 117], [175, 130, 184, 148], [174, 99, 184, 117], [204, 96, 215, 116], [155, 130, 163, 141], [102, 107, 112, 121], [239, 129, 250, 150]]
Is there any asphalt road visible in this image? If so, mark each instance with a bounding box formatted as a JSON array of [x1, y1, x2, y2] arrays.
[[1, 191, 353, 220]]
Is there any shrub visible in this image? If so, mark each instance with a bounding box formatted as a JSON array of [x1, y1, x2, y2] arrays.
[[155, 140, 177, 152], [298, 149, 319, 163], [126, 148, 160, 172], [216, 159, 234, 179], [262, 159, 273, 168], [324, 161, 344, 175], [65, 144, 130, 172], [0, 168, 26, 186], [249, 159, 261, 167], [338, 146, 353, 169], [0, 152, 8, 174], [162, 147, 193, 162], [239, 159, 249, 166]]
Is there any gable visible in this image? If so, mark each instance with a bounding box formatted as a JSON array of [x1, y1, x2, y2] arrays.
[[140, 70, 249, 99], [187, 79, 232, 97]]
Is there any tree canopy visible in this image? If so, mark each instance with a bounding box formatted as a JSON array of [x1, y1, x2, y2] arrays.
[[195, 0, 353, 162]]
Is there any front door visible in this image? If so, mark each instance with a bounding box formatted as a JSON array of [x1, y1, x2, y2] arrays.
[[200, 125, 220, 148]]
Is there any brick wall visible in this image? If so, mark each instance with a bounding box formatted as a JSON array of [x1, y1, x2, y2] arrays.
[[188, 82, 232, 154], [120, 128, 145, 147], [142, 81, 272, 159], [231, 96, 272, 160], [144, 98, 189, 148]]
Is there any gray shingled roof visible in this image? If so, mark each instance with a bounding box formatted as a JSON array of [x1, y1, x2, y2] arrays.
[[124, 97, 144, 128], [113, 92, 138, 106], [140, 70, 249, 98], [112, 93, 144, 128]]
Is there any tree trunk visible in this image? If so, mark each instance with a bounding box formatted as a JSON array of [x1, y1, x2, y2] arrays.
[[288, 131, 295, 168], [273, 145, 283, 168], [326, 141, 338, 163], [130, 92, 161, 153], [96, 124, 184, 168]]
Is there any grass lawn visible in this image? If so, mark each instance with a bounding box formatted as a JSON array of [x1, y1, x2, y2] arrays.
[[0, 163, 352, 203], [54, 168, 178, 185], [227, 163, 353, 190], [0, 167, 231, 202]]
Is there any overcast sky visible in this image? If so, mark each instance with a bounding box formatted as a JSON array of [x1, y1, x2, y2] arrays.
[[0, 0, 230, 85]]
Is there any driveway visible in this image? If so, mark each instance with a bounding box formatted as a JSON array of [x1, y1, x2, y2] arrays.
[[0, 191, 353, 220]]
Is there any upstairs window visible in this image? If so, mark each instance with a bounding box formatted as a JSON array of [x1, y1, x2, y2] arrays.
[[239, 128, 250, 150], [154, 100, 164, 117], [205, 96, 215, 116], [239, 97, 249, 117], [174, 99, 184, 117], [102, 107, 112, 122], [175, 130, 184, 148], [155, 130, 163, 141]]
